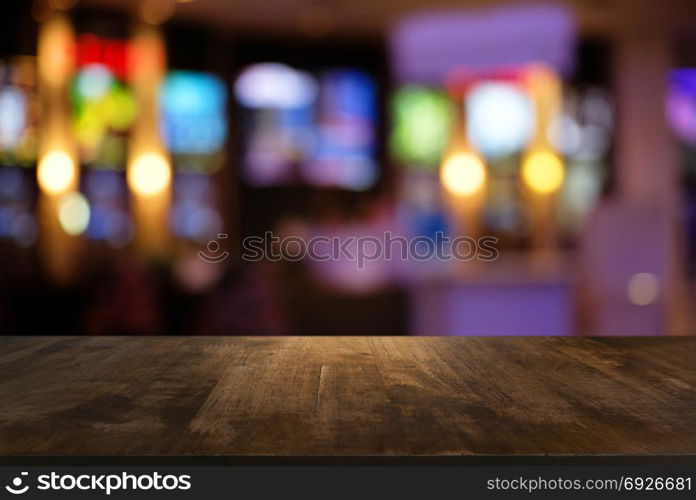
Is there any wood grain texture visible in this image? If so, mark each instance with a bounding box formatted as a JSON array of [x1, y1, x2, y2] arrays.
[[0, 336, 695, 456]]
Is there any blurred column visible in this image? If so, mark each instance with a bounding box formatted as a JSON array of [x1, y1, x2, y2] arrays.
[[615, 28, 678, 205], [127, 24, 171, 259], [607, 14, 687, 334], [36, 11, 80, 284]]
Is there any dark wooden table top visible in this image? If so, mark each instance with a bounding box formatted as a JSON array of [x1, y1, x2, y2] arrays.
[[1, 336, 695, 459]]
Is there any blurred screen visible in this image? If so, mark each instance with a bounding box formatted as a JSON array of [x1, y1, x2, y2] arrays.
[[235, 63, 378, 190], [390, 68, 613, 246], [72, 34, 136, 168], [161, 70, 227, 243], [0, 57, 38, 247], [161, 70, 227, 171]]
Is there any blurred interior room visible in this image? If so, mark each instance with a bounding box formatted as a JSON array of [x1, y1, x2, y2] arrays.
[[1, 0, 695, 336]]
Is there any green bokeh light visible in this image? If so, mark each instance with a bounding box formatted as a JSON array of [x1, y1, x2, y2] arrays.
[[390, 86, 453, 168]]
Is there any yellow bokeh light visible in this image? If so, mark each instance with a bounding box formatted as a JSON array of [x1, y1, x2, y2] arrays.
[[521, 150, 564, 194], [128, 153, 171, 196], [58, 192, 90, 235], [440, 152, 486, 197], [37, 151, 76, 194]]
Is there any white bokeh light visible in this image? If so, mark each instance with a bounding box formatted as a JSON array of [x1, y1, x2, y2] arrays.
[[234, 63, 318, 109], [467, 82, 534, 158]]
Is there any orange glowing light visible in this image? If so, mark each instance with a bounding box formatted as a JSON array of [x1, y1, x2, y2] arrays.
[[38, 15, 75, 87]]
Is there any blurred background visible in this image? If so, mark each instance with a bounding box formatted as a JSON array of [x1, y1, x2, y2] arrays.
[[0, 0, 695, 336]]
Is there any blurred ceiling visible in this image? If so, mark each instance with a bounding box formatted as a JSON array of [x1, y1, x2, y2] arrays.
[[80, 0, 696, 39]]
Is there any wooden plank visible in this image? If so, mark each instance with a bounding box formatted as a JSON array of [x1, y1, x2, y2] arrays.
[[0, 337, 694, 456]]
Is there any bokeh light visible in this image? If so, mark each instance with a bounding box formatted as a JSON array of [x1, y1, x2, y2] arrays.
[[627, 273, 660, 306], [521, 150, 564, 194], [234, 63, 318, 109], [391, 87, 453, 167], [128, 153, 171, 196], [467, 82, 534, 158], [58, 192, 90, 235], [38, 15, 74, 88], [440, 151, 486, 197], [37, 151, 76, 194], [74, 63, 113, 99]]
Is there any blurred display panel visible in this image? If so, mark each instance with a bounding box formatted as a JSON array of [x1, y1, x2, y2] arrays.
[[0, 166, 37, 247], [83, 169, 131, 246], [161, 70, 227, 243], [390, 86, 453, 168], [235, 63, 378, 190], [72, 34, 136, 169], [161, 71, 227, 173], [391, 67, 613, 247], [71, 34, 135, 246], [667, 69, 696, 146], [667, 69, 696, 278], [0, 57, 39, 247], [556, 87, 612, 234], [0, 58, 38, 167], [235, 63, 316, 186], [391, 5, 576, 84], [170, 172, 222, 243], [303, 70, 378, 190]]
